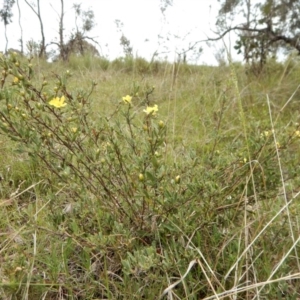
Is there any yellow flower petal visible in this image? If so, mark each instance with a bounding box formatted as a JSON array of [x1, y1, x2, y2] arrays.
[[143, 104, 158, 115], [49, 96, 67, 108], [122, 95, 132, 104]]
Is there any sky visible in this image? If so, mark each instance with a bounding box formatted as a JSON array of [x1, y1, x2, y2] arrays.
[[0, 0, 236, 65]]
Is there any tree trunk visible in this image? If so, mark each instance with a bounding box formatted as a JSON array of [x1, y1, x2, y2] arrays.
[[4, 23, 8, 53], [59, 0, 68, 60], [16, 0, 23, 54], [24, 0, 46, 58]]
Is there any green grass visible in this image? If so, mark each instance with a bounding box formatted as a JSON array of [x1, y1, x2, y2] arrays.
[[1, 53, 300, 299]]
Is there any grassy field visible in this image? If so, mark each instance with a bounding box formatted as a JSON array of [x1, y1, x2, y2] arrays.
[[1, 52, 300, 299]]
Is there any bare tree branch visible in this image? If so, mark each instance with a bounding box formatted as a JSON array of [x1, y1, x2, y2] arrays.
[[202, 26, 300, 53], [24, 0, 46, 57]]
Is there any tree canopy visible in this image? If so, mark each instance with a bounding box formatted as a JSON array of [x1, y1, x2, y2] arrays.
[[216, 0, 300, 68]]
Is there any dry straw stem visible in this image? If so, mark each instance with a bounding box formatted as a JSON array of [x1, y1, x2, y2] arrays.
[[228, 53, 258, 298], [0, 181, 43, 256], [159, 259, 198, 299], [24, 232, 37, 300], [224, 190, 300, 281], [201, 272, 300, 300], [0, 225, 26, 255], [224, 85, 300, 282], [9, 180, 43, 200], [253, 234, 300, 299], [279, 84, 300, 113], [159, 243, 300, 299], [159, 222, 226, 300], [268, 93, 299, 253]]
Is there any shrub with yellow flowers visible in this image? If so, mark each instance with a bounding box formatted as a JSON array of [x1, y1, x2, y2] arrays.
[[0, 54, 185, 233]]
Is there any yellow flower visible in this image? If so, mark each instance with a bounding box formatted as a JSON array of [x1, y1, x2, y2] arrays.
[[13, 77, 19, 84], [260, 130, 272, 138], [49, 96, 67, 108], [143, 104, 158, 116], [71, 127, 77, 133], [294, 130, 300, 137], [122, 95, 132, 104]]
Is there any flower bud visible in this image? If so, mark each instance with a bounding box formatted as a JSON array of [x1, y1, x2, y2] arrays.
[[175, 175, 181, 184], [158, 120, 164, 128]]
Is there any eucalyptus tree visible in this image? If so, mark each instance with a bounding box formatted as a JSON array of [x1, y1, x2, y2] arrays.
[[63, 3, 99, 59], [216, 0, 300, 69], [0, 0, 15, 53], [54, 1, 100, 61]]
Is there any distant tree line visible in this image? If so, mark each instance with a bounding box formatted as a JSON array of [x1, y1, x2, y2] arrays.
[[0, 0, 100, 60], [3, 0, 299, 66]]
